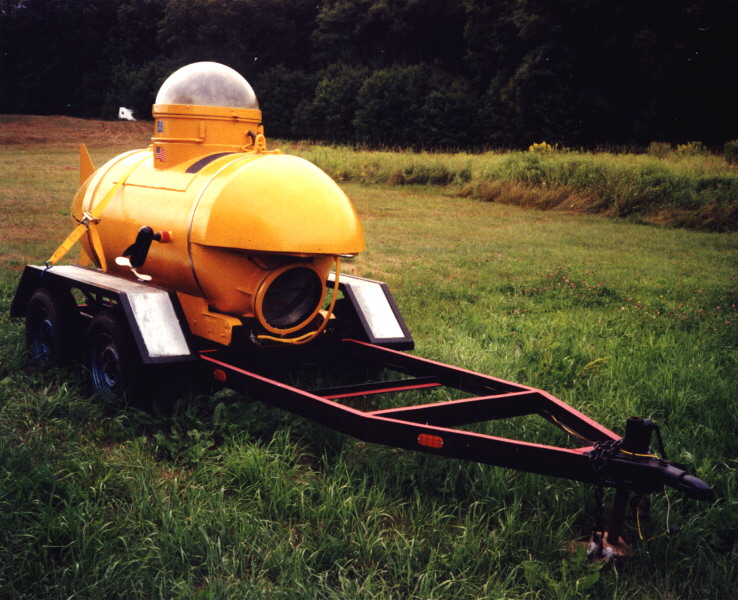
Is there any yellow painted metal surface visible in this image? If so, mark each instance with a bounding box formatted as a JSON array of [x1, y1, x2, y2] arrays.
[[177, 293, 242, 344], [63, 62, 364, 344], [79, 144, 95, 185], [151, 103, 265, 170], [188, 154, 365, 255]]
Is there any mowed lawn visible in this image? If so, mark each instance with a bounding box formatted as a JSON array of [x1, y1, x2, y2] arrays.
[[0, 121, 736, 599]]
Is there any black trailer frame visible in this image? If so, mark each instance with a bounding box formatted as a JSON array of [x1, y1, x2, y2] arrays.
[[199, 338, 713, 546]]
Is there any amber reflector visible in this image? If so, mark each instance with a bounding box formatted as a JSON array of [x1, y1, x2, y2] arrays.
[[418, 434, 444, 449]]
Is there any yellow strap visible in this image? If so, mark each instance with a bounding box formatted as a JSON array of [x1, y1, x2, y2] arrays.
[[46, 154, 149, 268], [47, 222, 91, 266]]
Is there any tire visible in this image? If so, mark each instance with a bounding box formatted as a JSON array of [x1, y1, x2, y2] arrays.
[[25, 287, 81, 367], [84, 309, 140, 403]]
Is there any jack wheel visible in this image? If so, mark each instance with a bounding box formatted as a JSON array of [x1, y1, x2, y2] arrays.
[[25, 287, 80, 367], [85, 310, 139, 402]]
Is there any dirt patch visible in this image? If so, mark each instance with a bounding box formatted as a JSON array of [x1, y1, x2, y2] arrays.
[[0, 115, 152, 149]]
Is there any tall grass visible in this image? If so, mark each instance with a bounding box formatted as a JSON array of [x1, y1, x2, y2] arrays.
[[281, 142, 738, 231], [0, 122, 736, 598]]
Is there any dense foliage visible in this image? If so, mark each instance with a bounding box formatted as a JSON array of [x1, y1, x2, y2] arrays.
[[1, 0, 737, 148]]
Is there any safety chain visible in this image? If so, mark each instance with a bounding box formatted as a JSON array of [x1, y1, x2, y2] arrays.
[[589, 439, 623, 534]]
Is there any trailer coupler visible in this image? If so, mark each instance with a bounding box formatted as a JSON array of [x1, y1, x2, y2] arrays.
[[200, 339, 713, 544]]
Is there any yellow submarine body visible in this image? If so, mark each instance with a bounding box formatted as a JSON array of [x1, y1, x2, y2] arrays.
[[68, 62, 364, 344]]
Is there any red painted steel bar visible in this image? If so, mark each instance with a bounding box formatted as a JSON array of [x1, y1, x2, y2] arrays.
[[368, 391, 544, 424], [341, 339, 619, 443], [197, 340, 714, 501]]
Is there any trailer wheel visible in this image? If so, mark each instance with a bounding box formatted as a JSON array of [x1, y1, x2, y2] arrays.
[[25, 287, 80, 367], [85, 310, 140, 402]]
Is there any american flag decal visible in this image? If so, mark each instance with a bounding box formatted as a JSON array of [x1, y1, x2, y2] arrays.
[[155, 146, 166, 162]]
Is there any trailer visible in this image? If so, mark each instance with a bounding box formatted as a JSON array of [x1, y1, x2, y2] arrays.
[[11, 262, 713, 559]]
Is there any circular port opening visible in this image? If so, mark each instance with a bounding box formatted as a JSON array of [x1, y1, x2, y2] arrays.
[[255, 265, 325, 334]]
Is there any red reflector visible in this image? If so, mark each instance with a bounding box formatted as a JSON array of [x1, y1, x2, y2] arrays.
[[418, 434, 444, 449], [213, 369, 227, 382]]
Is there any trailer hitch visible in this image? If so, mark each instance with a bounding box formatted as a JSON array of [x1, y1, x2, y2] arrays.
[[586, 417, 713, 502], [585, 416, 713, 559]]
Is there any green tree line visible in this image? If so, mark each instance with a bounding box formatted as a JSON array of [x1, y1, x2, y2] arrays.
[[1, 0, 736, 148]]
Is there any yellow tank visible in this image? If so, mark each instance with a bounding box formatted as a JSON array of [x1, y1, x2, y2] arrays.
[[69, 62, 365, 345]]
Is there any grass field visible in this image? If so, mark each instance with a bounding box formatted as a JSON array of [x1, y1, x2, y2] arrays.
[[0, 117, 736, 599]]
